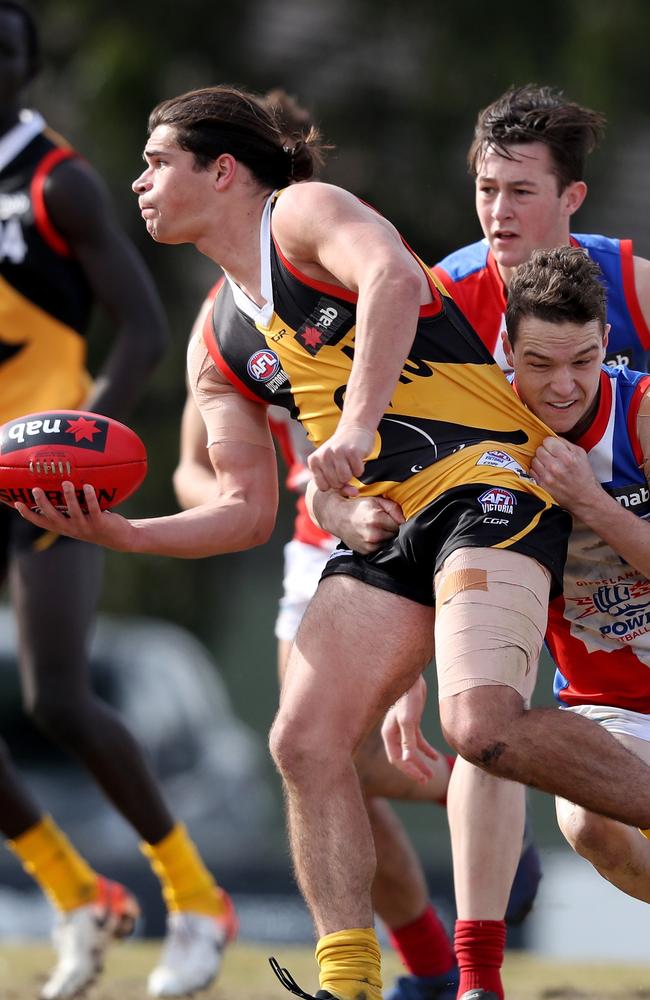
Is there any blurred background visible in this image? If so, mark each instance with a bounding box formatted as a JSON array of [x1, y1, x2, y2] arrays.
[[2, 0, 650, 960]]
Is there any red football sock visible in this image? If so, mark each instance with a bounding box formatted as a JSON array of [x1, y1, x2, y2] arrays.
[[435, 754, 457, 807], [387, 904, 455, 977], [454, 918, 506, 999]]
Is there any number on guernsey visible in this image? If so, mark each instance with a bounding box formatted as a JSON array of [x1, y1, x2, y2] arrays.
[[0, 218, 27, 263]]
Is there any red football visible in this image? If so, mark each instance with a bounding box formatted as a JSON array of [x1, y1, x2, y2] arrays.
[[0, 410, 147, 512]]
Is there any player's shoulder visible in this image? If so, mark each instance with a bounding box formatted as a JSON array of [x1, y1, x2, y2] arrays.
[[275, 180, 357, 213], [571, 232, 624, 259], [434, 238, 490, 282]]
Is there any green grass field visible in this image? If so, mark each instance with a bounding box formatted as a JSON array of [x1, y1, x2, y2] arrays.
[[1, 942, 649, 1000]]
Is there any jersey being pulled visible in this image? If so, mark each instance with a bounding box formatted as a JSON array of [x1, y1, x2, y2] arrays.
[[545, 365, 650, 712], [0, 111, 92, 423], [434, 234, 650, 372], [203, 193, 560, 530]]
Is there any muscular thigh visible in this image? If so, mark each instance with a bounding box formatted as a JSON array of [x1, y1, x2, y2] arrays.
[[282, 574, 434, 747], [556, 709, 650, 832]]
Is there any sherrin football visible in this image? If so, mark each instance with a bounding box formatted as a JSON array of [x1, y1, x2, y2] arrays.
[[0, 410, 147, 512]]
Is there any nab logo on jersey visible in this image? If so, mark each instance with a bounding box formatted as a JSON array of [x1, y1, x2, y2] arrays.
[[477, 487, 516, 516], [295, 297, 353, 356], [247, 349, 281, 382]]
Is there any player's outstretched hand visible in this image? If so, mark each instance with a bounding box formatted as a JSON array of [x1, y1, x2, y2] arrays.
[[15, 482, 136, 551], [381, 675, 438, 783], [308, 424, 376, 492]]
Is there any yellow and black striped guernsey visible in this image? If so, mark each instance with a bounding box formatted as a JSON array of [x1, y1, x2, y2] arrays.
[[203, 195, 570, 597], [0, 117, 92, 424]]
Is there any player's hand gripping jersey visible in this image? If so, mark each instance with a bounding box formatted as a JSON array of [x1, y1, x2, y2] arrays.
[[545, 365, 650, 713], [199, 191, 570, 598]]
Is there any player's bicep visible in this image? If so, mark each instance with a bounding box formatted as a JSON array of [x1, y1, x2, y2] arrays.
[[187, 332, 274, 450], [273, 184, 418, 295]]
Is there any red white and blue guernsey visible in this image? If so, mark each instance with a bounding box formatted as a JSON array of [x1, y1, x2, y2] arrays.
[[433, 234, 650, 372], [542, 365, 650, 712]]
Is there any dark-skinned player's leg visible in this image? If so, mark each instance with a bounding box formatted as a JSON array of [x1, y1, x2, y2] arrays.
[[10, 534, 175, 841], [0, 519, 139, 1000], [9, 528, 236, 998]]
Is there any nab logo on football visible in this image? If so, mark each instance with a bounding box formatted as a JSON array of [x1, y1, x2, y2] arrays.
[[1, 413, 109, 454], [477, 487, 516, 516], [247, 349, 281, 382]]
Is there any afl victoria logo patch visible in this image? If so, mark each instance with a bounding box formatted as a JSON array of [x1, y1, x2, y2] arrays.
[[247, 349, 281, 382]]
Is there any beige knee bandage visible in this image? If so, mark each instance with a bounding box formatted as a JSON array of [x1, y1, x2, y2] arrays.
[[434, 546, 550, 702]]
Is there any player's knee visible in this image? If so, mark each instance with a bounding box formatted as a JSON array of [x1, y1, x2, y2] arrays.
[[269, 711, 315, 784], [26, 692, 81, 744], [440, 687, 522, 771], [269, 708, 348, 786], [560, 804, 618, 865]]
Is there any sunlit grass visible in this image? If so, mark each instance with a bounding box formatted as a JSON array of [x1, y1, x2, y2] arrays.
[[0, 942, 649, 999]]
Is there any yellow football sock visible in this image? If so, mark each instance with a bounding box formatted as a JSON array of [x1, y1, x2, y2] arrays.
[[7, 815, 99, 912], [316, 927, 383, 1000], [640, 828, 650, 839], [141, 823, 225, 916]]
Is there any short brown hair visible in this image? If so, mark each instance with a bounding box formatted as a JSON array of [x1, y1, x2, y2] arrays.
[[468, 84, 606, 192], [506, 246, 607, 344], [149, 85, 327, 189]]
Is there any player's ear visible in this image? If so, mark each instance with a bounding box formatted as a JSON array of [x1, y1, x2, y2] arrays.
[[213, 154, 237, 189], [602, 322, 610, 355], [562, 180, 587, 218]]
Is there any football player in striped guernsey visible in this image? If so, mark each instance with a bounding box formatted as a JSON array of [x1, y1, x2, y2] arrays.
[[0, 5, 236, 998]]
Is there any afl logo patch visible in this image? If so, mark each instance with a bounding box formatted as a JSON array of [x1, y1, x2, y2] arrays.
[[477, 487, 516, 515], [247, 349, 281, 382]]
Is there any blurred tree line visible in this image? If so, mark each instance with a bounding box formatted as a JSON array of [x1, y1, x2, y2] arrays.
[[25, 0, 650, 752]]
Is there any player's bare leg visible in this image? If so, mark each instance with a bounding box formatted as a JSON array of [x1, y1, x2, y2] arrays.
[[284, 633, 457, 998], [557, 731, 650, 903], [442, 685, 650, 827], [11, 537, 233, 998], [447, 756, 524, 1000], [270, 575, 434, 1000], [448, 757, 524, 919], [436, 548, 650, 828], [367, 798, 430, 926]]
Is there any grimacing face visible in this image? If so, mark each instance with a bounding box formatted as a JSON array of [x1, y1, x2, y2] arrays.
[[475, 142, 586, 284], [503, 316, 608, 435]]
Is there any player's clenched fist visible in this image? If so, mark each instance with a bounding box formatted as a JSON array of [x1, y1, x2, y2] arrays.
[[308, 423, 376, 492], [531, 435, 602, 514]]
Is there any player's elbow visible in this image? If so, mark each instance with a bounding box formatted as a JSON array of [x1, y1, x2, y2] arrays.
[[377, 261, 425, 305], [227, 495, 275, 551], [246, 504, 275, 547], [172, 464, 194, 510]]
